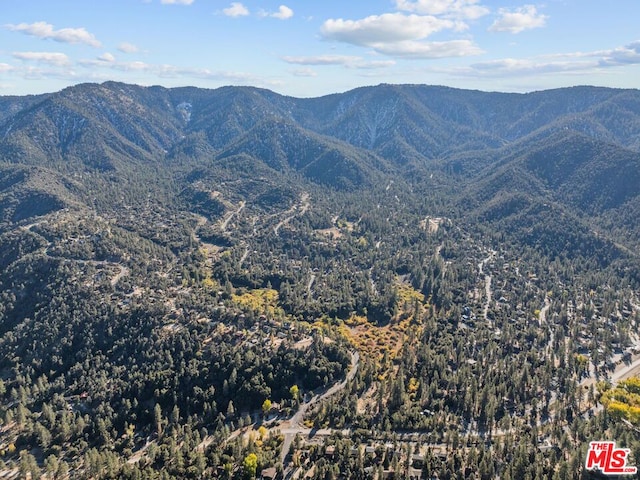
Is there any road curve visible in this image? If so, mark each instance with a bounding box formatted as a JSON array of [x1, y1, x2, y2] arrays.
[[280, 351, 360, 466]]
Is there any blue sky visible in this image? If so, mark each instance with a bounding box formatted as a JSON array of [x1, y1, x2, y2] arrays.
[[1, 0, 639, 97]]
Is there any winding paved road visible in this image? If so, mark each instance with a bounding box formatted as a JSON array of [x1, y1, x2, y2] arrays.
[[220, 201, 245, 231], [279, 351, 360, 466], [274, 193, 309, 235]]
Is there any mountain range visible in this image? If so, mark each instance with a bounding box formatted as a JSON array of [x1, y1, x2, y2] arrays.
[[1, 81, 640, 258]]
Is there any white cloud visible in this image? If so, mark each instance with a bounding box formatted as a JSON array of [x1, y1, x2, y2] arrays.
[[291, 68, 317, 77], [320, 13, 482, 59], [489, 5, 547, 34], [442, 41, 640, 79], [0, 63, 14, 73], [3, 56, 287, 89], [118, 42, 139, 54], [272, 5, 294, 20], [223, 2, 249, 17], [374, 39, 483, 58], [458, 58, 605, 80], [354, 60, 397, 69], [467, 58, 571, 75], [259, 5, 294, 20], [5, 21, 101, 47], [282, 55, 363, 66], [97, 53, 116, 63], [74, 56, 279, 87], [111, 61, 152, 72], [395, 0, 489, 20], [598, 41, 640, 66], [320, 13, 454, 46], [282, 54, 396, 69], [285, 40, 640, 82], [12, 51, 71, 66], [160, 0, 194, 4]]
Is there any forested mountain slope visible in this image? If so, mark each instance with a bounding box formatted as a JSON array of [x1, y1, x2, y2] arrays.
[[1, 82, 640, 479]]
